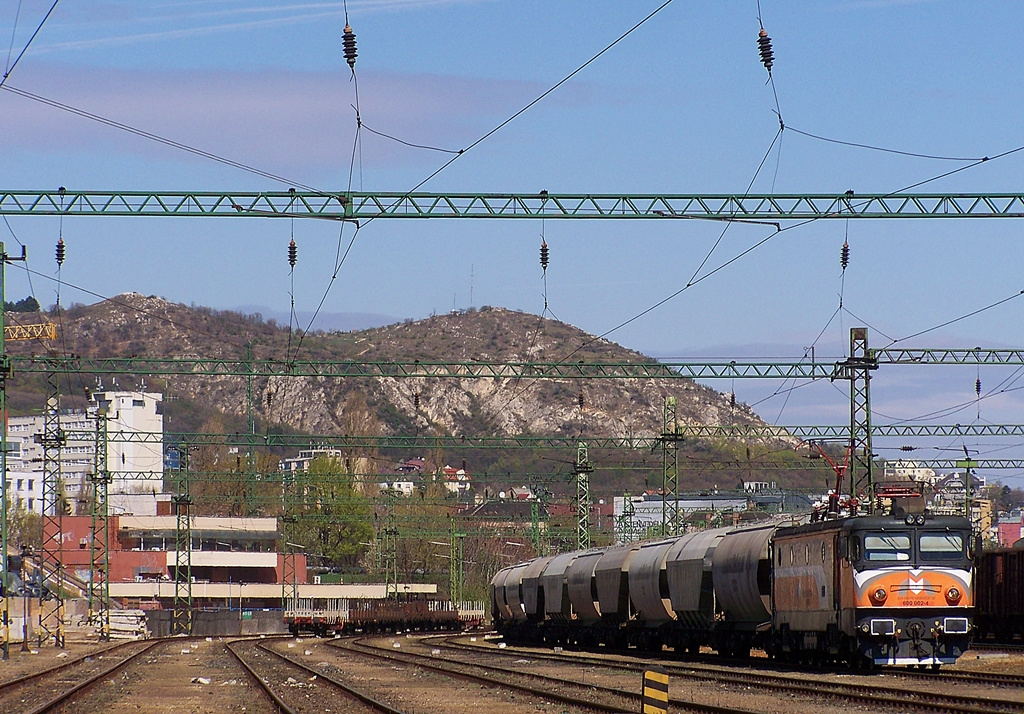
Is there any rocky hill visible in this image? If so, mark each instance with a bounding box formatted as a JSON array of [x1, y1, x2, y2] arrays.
[[5, 294, 815, 493], [6, 294, 775, 439]]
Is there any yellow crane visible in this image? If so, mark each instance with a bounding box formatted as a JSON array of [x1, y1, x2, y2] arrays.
[[4, 322, 56, 341]]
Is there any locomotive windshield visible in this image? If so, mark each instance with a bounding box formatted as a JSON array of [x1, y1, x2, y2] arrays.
[[919, 532, 965, 561], [863, 533, 912, 562]]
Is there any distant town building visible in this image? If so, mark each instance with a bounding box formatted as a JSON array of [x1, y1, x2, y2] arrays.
[[279, 449, 346, 474], [5, 389, 164, 516]]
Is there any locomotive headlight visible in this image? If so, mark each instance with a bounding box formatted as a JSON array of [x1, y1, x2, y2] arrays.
[[871, 587, 888, 604], [905, 514, 915, 525], [946, 587, 962, 603]]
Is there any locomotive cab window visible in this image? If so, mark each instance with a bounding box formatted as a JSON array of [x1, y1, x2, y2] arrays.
[[920, 532, 965, 562], [863, 533, 911, 562]]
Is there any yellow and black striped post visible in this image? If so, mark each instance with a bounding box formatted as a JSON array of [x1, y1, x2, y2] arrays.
[[642, 666, 669, 714]]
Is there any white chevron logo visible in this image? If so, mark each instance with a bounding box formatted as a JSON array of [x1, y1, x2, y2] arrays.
[[906, 577, 927, 594]]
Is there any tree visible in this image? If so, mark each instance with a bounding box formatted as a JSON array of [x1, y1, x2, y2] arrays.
[[290, 455, 374, 568], [5, 296, 39, 313], [6, 498, 42, 551]]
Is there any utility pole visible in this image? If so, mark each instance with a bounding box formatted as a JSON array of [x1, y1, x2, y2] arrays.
[[575, 443, 592, 551], [449, 518, 465, 609], [172, 445, 192, 635], [833, 328, 877, 513], [89, 406, 110, 641], [244, 342, 257, 516], [0, 242, 27, 661], [382, 489, 398, 598], [280, 465, 298, 617], [661, 397, 680, 536], [618, 492, 637, 543], [38, 374, 66, 647], [529, 485, 548, 555], [957, 456, 977, 529]]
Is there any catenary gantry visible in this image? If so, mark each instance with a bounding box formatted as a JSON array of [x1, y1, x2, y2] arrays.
[[3, 190, 1024, 220]]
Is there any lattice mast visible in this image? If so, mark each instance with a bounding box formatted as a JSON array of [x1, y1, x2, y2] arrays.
[[575, 442, 592, 550], [88, 406, 111, 640], [382, 489, 398, 597], [449, 518, 465, 608], [38, 375, 66, 647], [832, 327, 878, 514], [661, 396, 681, 536], [172, 445, 193, 635]]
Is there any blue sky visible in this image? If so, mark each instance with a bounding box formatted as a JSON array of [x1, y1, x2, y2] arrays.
[[2, 1, 1024, 484]]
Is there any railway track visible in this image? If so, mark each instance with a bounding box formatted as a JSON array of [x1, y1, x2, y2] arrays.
[[432, 634, 1024, 714], [324, 635, 762, 714], [0, 639, 159, 714], [226, 638, 410, 714]]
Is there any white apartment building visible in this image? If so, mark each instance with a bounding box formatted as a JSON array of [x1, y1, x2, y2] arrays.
[[4, 389, 164, 516]]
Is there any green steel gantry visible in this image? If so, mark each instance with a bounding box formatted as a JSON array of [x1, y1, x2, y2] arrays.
[[4, 190, 1024, 220], [7, 351, 1024, 380]]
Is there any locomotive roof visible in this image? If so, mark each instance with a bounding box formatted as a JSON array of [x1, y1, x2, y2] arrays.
[[776, 513, 970, 538]]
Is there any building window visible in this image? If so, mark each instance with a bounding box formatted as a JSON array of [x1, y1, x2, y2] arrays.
[[27, 479, 34, 490], [16, 479, 22, 490]]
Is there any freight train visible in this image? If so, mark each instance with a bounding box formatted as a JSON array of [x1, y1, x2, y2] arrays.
[[490, 512, 974, 668], [974, 543, 1024, 643], [285, 594, 462, 636]]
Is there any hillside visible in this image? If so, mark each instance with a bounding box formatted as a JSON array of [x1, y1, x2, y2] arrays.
[[5, 294, 816, 493]]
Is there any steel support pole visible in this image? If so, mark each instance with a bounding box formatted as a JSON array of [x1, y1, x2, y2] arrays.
[[38, 376, 66, 647], [0, 242, 9, 661], [383, 490, 398, 598], [172, 446, 192, 636], [575, 443, 592, 551], [662, 397, 680, 536], [89, 408, 110, 641], [834, 328, 878, 513]]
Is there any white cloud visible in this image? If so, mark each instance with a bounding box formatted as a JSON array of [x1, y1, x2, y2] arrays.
[[0, 62, 551, 181]]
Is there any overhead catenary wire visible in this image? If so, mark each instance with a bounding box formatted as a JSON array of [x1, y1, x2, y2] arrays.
[[1, 0, 60, 88], [4, 0, 24, 78]]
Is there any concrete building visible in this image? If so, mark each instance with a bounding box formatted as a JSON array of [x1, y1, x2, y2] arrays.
[[279, 448, 346, 474], [56, 514, 308, 610], [3, 389, 164, 516]]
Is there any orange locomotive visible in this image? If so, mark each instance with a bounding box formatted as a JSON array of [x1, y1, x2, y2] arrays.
[[771, 513, 973, 668]]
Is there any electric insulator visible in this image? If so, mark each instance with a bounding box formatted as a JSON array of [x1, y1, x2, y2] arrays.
[[55, 238, 65, 266], [288, 239, 297, 268], [578, 390, 584, 410], [758, 28, 774, 75], [976, 378, 982, 396], [462, 458, 467, 471], [900, 445, 915, 451], [540, 241, 549, 271], [266, 391, 273, 409], [840, 241, 850, 271], [342, 24, 358, 69], [730, 392, 736, 408], [413, 391, 420, 409]]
